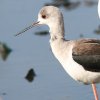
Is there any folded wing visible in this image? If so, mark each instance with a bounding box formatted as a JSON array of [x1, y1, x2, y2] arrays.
[[72, 39, 100, 72]]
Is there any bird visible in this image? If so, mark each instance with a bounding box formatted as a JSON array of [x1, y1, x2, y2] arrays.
[[15, 6, 100, 100]]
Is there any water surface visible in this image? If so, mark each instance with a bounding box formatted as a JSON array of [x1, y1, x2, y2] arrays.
[[0, 0, 100, 100]]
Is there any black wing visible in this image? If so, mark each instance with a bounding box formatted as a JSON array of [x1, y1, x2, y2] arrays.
[[72, 39, 100, 72]]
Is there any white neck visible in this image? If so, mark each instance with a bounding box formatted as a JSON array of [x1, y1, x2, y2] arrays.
[[49, 17, 65, 42]]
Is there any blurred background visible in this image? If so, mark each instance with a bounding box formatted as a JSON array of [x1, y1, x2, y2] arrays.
[[0, 0, 100, 100]]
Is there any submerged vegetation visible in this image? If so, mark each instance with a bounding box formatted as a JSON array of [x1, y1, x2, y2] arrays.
[[34, 31, 49, 36], [25, 68, 36, 82], [0, 42, 12, 61], [45, 0, 97, 10]]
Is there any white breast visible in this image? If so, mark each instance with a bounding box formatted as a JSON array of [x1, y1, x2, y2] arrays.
[[50, 39, 100, 84], [50, 40, 84, 81]]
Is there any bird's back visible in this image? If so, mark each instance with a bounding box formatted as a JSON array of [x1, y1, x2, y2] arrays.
[[72, 39, 100, 72]]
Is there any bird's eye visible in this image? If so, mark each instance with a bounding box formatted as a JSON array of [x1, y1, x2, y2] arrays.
[[42, 15, 47, 19]]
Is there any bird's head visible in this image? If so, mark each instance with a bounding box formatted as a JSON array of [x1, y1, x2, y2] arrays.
[[15, 6, 64, 36]]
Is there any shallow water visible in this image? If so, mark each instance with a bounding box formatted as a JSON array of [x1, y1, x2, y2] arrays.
[[0, 0, 100, 100]]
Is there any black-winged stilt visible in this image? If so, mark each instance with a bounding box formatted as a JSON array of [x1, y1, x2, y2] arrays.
[[16, 6, 100, 100]]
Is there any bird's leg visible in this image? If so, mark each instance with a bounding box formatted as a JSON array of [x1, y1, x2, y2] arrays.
[[92, 84, 99, 100]]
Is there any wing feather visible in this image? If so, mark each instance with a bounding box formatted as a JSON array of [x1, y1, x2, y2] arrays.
[[72, 39, 100, 72]]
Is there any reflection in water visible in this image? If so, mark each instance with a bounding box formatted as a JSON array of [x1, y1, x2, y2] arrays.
[[94, 25, 100, 35], [63, 1, 80, 10], [2, 93, 6, 96], [34, 31, 49, 36], [45, 0, 97, 10], [79, 34, 84, 38], [84, 0, 98, 7], [25, 68, 36, 82], [0, 42, 12, 61], [45, 0, 80, 10]]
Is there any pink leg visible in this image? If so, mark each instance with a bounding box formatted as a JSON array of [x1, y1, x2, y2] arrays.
[[92, 84, 99, 100]]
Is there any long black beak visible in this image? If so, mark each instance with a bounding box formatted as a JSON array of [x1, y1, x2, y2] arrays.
[[15, 21, 40, 36]]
